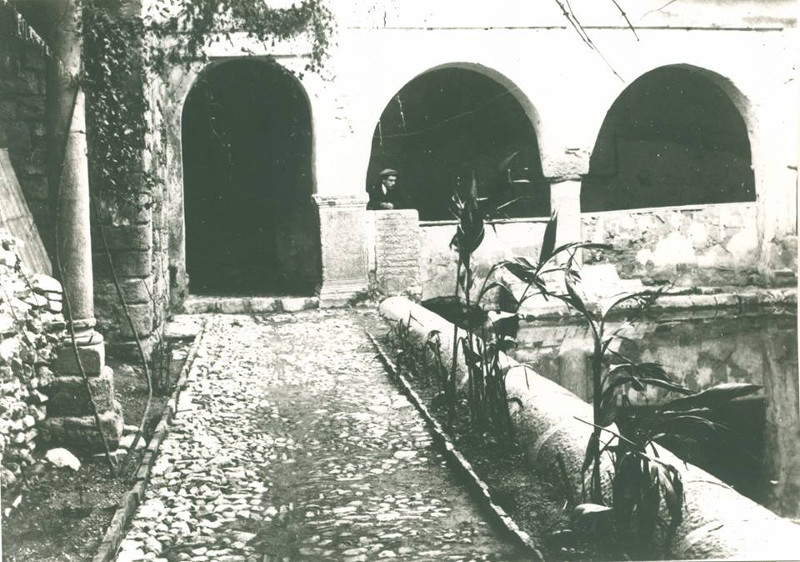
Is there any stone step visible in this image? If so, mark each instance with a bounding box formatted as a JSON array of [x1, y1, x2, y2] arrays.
[[181, 296, 319, 315]]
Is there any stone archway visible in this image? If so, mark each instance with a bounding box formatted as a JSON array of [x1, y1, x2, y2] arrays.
[[181, 59, 320, 295], [366, 66, 548, 221], [582, 65, 755, 212]]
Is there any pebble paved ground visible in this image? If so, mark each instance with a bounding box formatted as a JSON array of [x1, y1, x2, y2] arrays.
[[117, 310, 526, 561]]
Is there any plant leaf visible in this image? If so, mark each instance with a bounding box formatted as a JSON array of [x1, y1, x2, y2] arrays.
[[638, 377, 693, 396], [503, 260, 538, 284], [612, 453, 641, 524], [581, 430, 600, 474], [564, 279, 589, 317], [665, 383, 762, 411], [496, 336, 518, 352], [496, 150, 520, 173], [662, 465, 684, 526], [539, 213, 558, 264]]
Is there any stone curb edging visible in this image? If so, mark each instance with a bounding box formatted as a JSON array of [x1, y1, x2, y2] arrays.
[[515, 286, 797, 319], [366, 332, 545, 562], [92, 320, 207, 562]]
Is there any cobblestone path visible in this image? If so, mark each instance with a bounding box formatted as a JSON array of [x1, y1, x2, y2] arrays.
[[118, 310, 526, 561]]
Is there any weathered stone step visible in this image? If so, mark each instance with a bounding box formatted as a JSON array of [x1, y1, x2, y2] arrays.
[[181, 296, 319, 315]]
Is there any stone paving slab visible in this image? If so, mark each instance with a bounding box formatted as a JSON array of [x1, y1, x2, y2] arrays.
[[164, 315, 204, 340], [117, 310, 525, 561]]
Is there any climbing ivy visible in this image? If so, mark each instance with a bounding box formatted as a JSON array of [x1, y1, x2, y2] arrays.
[[82, 3, 148, 212], [81, 0, 333, 211], [146, 0, 332, 74]]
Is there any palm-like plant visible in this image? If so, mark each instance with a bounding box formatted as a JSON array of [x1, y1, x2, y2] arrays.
[[447, 174, 607, 438], [504, 277, 765, 558]]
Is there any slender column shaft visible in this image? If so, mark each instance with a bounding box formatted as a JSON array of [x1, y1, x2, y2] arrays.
[[47, 0, 95, 329], [549, 179, 583, 249]]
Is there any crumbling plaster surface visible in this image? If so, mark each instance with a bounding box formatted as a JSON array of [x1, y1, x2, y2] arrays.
[[582, 203, 762, 286]]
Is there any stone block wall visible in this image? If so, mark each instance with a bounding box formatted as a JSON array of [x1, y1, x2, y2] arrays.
[[92, 195, 160, 356], [0, 6, 52, 258], [0, 236, 64, 514], [90, 3, 168, 360]]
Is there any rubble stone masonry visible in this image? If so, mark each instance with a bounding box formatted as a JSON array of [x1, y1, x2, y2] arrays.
[[0, 236, 63, 515]]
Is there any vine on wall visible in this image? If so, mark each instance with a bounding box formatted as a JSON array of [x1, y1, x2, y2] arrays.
[[81, 0, 333, 214], [82, 2, 147, 214]]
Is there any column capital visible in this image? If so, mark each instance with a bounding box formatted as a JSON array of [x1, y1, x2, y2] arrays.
[[542, 147, 591, 183]]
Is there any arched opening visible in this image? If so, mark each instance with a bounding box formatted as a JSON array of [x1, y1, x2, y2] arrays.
[[582, 66, 755, 212], [366, 67, 549, 221], [182, 59, 320, 295]]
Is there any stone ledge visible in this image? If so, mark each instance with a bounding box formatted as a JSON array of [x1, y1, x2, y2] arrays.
[[313, 194, 369, 208], [180, 296, 320, 314]]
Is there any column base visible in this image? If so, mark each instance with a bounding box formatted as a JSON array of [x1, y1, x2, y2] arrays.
[[53, 331, 105, 376], [47, 329, 124, 452], [46, 366, 118, 417], [38, 407, 123, 453]]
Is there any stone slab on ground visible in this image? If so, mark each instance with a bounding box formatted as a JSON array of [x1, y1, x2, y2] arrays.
[[164, 315, 204, 340], [181, 296, 320, 315], [118, 310, 523, 561]]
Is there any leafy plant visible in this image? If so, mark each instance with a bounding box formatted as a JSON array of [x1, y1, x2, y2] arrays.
[[524, 282, 765, 559], [444, 171, 605, 441]]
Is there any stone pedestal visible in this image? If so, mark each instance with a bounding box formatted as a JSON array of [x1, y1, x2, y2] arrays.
[[42, 330, 123, 452], [314, 195, 369, 306], [38, 408, 123, 453], [372, 209, 422, 297]]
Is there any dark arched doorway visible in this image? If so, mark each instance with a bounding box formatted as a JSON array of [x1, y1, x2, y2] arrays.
[[182, 59, 320, 295], [367, 67, 549, 221], [582, 66, 755, 212]]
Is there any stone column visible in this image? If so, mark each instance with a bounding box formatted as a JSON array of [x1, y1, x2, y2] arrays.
[[38, 0, 122, 452], [314, 195, 370, 307], [549, 179, 583, 250]]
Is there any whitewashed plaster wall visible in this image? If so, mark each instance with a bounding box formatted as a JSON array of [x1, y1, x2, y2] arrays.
[[148, 0, 797, 299]]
